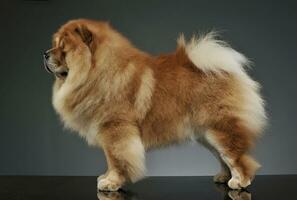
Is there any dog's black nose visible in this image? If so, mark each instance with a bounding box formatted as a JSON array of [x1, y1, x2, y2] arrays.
[[43, 51, 50, 60]]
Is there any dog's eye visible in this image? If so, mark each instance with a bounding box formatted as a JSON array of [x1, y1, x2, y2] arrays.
[[74, 28, 80, 34]]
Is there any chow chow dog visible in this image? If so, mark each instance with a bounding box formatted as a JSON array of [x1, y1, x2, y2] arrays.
[[44, 19, 266, 191]]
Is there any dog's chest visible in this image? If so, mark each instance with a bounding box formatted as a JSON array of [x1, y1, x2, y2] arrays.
[[52, 83, 101, 146]]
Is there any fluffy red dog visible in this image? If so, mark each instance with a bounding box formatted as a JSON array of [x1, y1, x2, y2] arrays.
[[44, 19, 266, 191]]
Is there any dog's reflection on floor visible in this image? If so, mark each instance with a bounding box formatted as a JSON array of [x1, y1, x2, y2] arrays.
[[97, 184, 251, 200], [215, 183, 252, 200], [97, 190, 136, 200]]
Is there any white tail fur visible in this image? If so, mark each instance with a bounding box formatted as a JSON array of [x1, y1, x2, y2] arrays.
[[183, 32, 249, 75], [178, 32, 267, 134]]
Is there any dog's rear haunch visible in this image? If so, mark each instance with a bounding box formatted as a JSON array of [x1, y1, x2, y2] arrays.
[[45, 19, 266, 191]]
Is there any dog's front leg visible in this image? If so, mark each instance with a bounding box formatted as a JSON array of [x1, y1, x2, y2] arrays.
[[97, 122, 146, 191]]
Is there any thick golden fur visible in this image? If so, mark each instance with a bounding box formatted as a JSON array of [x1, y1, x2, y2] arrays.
[[45, 19, 266, 191]]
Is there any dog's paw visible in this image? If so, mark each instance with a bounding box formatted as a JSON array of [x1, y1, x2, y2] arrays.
[[228, 177, 251, 190], [213, 172, 230, 183], [97, 174, 108, 182], [228, 177, 241, 189], [97, 178, 121, 192]]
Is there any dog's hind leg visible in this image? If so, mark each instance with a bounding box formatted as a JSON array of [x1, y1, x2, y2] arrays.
[[204, 119, 260, 189], [198, 137, 231, 183]]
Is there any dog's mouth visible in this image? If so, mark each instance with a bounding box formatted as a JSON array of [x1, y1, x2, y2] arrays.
[[55, 67, 68, 78], [43, 56, 68, 78]]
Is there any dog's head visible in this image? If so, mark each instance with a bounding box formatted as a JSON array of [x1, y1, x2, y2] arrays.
[[43, 19, 109, 79]]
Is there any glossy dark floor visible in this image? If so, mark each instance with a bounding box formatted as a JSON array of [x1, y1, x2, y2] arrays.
[[1, 175, 296, 200]]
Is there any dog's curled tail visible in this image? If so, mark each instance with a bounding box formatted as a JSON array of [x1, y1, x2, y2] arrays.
[[176, 32, 267, 135], [176, 31, 250, 75]]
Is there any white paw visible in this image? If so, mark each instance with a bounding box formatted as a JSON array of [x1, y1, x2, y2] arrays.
[[228, 177, 241, 189], [97, 178, 121, 192], [240, 179, 251, 188], [228, 177, 251, 189], [97, 174, 107, 182]]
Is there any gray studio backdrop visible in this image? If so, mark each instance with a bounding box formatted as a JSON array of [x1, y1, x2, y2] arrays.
[[0, 0, 296, 176]]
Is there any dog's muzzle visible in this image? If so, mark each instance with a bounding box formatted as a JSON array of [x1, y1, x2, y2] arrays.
[[43, 51, 53, 74], [43, 50, 68, 78]]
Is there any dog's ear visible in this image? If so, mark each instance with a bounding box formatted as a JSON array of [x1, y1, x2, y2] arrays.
[[74, 25, 92, 45]]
